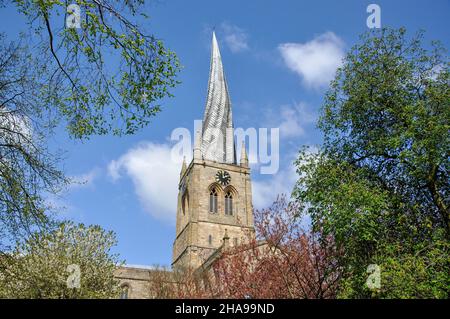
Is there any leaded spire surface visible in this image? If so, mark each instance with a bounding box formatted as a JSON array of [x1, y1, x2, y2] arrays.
[[201, 32, 235, 164]]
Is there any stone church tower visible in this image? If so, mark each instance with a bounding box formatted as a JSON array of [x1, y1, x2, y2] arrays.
[[172, 32, 254, 270]]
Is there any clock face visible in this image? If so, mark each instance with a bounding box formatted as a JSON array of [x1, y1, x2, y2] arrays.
[[215, 170, 231, 186]]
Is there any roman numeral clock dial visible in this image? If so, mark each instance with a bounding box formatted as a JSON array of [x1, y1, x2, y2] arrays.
[[215, 170, 230, 186]]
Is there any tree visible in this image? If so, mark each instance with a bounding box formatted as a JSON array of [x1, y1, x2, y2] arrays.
[[0, 36, 67, 252], [1, 0, 181, 255], [0, 1, 178, 297], [0, 221, 122, 298], [210, 197, 342, 299], [321, 27, 449, 239], [5, 0, 180, 138], [168, 197, 342, 299], [294, 28, 450, 298]]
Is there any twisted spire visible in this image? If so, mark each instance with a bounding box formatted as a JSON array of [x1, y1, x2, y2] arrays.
[[201, 32, 235, 164]]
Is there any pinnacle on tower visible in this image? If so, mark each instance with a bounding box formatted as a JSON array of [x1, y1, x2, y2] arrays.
[[240, 141, 249, 167], [180, 156, 187, 177], [193, 129, 202, 160]]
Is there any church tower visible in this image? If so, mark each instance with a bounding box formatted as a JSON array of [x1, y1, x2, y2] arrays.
[[172, 32, 254, 270]]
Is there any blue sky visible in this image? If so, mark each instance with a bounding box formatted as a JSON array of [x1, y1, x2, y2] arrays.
[[1, 0, 449, 266]]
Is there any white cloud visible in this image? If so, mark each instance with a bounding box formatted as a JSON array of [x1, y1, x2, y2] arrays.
[[0, 109, 33, 146], [69, 168, 99, 189], [44, 192, 85, 221], [252, 163, 298, 210], [252, 145, 319, 210], [278, 32, 345, 88], [279, 103, 316, 138], [105, 138, 317, 224], [264, 102, 317, 139], [107, 142, 181, 223], [221, 22, 249, 53]]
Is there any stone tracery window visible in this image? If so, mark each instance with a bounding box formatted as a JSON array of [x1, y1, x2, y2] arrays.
[[225, 191, 233, 215], [209, 188, 218, 213]]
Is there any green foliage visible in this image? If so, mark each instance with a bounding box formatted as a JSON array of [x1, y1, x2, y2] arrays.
[[1, 0, 181, 266], [10, 0, 181, 139], [0, 36, 67, 250], [295, 150, 390, 263], [373, 239, 450, 299], [294, 28, 450, 298], [320, 27, 449, 237], [0, 1, 179, 297], [0, 221, 123, 298]]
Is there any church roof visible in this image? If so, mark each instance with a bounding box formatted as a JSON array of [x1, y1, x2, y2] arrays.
[[200, 32, 236, 164]]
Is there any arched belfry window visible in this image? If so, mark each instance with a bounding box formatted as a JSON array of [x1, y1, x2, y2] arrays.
[[182, 193, 188, 215], [120, 284, 129, 299], [225, 191, 233, 215], [209, 188, 218, 214]]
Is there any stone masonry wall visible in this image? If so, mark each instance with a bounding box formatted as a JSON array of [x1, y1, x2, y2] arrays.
[[172, 158, 254, 270]]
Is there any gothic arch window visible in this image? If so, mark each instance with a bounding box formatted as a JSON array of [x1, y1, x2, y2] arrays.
[[182, 192, 189, 215], [209, 188, 218, 214], [120, 284, 130, 299], [225, 191, 233, 215]]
